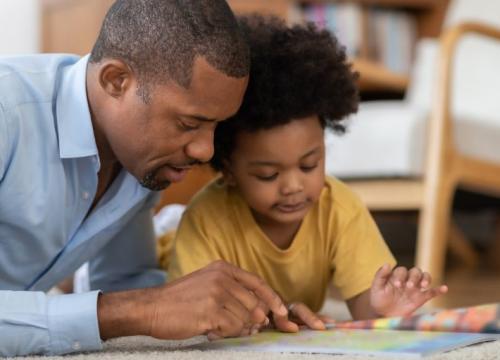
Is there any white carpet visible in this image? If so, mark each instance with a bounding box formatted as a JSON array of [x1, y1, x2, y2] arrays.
[[22, 335, 500, 360], [22, 300, 500, 360]]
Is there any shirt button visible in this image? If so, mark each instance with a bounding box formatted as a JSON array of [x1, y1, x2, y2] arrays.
[[82, 191, 90, 200], [72, 341, 81, 350]]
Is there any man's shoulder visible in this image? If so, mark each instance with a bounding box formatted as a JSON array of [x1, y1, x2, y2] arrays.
[[0, 54, 80, 110]]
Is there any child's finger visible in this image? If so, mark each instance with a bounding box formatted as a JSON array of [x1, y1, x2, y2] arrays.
[[406, 267, 424, 289], [289, 302, 326, 330], [390, 266, 409, 288], [420, 272, 432, 288], [318, 314, 336, 324], [372, 263, 393, 290], [421, 285, 449, 302]]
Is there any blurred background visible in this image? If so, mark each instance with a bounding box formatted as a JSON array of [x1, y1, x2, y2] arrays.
[[2, 0, 499, 309]]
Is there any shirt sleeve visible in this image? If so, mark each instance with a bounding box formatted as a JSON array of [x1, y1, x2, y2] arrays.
[[0, 104, 7, 179], [88, 193, 166, 291], [331, 203, 396, 300], [168, 206, 224, 281], [0, 290, 102, 356]]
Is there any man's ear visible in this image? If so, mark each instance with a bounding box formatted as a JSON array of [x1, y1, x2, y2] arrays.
[[97, 60, 135, 99]]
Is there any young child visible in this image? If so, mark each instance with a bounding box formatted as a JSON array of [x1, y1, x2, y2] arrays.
[[165, 15, 447, 331]]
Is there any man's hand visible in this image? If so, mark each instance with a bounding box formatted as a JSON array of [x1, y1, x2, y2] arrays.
[[272, 302, 327, 332], [97, 260, 294, 340], [370, 264, 448, 317]]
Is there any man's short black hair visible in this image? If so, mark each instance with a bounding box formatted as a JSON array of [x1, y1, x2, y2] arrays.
[[210, 15, 359, 172], [89, 0, 249, 96]]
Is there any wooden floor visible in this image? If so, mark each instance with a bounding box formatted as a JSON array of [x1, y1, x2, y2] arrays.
[[436, 265, 500, 308]]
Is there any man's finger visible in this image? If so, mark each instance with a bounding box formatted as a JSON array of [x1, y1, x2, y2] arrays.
[[220, 287, 254, 326], [273, 312, 299, 333], [209, 306, 246, 339], [290, 303, 325, 330], [225, 263, 288, 317]]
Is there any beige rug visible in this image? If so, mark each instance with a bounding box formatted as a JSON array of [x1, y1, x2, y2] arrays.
[[22, 300, 500, 359], [21, 334, 500, 360]]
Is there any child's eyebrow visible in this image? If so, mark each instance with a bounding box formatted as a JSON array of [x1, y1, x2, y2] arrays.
[[248, 146, 322, 167], [301, 147, 321, 159]]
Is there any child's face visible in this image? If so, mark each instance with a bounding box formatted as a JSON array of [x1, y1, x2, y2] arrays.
[[226, 115, 325, 226]]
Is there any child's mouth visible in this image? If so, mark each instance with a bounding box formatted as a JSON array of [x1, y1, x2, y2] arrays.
[[275, 201, 307, 213]]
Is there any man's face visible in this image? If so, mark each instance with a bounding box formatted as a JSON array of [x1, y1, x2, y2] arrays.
[[226, 115, 326, 227], [100, 57, 248, 190]]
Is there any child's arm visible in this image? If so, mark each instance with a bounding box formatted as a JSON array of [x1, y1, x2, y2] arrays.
[[346, 264, 448, 320]]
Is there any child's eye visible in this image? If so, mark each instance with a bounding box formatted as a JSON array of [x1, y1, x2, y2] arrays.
[[255, 173, 278, 181], [301, 164, 318, 172]]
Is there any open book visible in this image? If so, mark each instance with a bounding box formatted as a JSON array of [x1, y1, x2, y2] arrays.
[[195, 328, 498, 358], [195, 303, 500, 358]]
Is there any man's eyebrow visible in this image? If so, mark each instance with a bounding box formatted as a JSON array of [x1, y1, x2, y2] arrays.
[[187, 114, 217, 122]]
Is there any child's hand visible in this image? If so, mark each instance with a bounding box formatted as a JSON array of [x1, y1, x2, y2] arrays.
[[370, 264, 448, 317], [272, 302, 327, 332]]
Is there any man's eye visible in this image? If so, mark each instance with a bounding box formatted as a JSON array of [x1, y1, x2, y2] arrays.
[[255, 173, 278, 181], [178, 119, 200, 131], [301, 164, 318, 172]]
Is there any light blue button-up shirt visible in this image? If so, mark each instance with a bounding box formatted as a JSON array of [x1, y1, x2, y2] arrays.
[[0, 54, 167, 356]]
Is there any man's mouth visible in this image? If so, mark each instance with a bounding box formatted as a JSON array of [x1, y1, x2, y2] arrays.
[[161, 165, 192, 183]]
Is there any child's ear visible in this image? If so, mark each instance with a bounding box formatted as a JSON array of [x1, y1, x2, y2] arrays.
[[221, 161, 237, 187]]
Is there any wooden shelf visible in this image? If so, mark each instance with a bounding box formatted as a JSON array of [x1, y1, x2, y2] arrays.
[[352, 58, 409, 92], [299, 0, 436, 9]]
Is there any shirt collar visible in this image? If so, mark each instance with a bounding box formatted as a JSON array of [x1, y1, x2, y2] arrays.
[[56, 54, 99, 160]]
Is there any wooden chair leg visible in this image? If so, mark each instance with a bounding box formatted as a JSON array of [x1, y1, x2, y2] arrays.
[[448, 221, 480, 268], [415, 179, 455, 285], [487, 213, 500, 273]]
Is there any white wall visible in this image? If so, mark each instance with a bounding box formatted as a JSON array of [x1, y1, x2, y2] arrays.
[[0, 0, 40, 54]]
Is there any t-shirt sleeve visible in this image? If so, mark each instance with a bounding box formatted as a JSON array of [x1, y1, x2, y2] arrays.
[[330, 200, 396, 300], [168, 206, 224, 281]]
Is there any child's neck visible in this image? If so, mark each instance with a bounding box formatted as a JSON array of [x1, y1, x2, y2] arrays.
[[252, 211, 302, 250]]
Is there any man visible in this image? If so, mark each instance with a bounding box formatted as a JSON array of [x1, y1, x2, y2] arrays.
[[0, 0, 291, 356]]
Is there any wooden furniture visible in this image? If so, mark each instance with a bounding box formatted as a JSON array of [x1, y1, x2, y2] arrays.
[[415, 22, 500, 282], [227, 0, 450, 93], [42, 0, 114, 54], [341, 21, 500, 285]]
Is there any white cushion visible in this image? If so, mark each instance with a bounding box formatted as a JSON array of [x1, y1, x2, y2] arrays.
[[325, 101, 426, 178], [325, 100, 500, 178], [326, 0, 500, 179]]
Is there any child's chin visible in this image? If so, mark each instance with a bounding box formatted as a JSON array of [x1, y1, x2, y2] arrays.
[[272, 208, 309, 223]]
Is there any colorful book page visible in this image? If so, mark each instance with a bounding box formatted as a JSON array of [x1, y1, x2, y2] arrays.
[[195, 329, 499, 358], [329, 302, 500, 333]]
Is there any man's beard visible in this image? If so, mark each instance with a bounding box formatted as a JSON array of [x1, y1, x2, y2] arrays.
[[139, 169, 171, 191]]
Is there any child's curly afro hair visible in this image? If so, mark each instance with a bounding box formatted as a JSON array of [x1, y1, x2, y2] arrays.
[[210, 15, 359, 171]]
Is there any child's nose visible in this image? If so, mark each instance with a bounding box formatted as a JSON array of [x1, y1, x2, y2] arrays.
[[280, 175, 304, 195]]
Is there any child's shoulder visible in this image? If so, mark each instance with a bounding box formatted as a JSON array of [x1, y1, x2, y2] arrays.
[[321, 176, 368, 218], [184, 176, 235, 215]]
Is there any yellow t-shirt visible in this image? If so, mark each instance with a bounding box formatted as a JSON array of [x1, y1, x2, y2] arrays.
[[167, 176, 396, 312]]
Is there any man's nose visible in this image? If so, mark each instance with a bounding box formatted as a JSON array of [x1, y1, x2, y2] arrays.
[[185, 130, 215, 163]]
